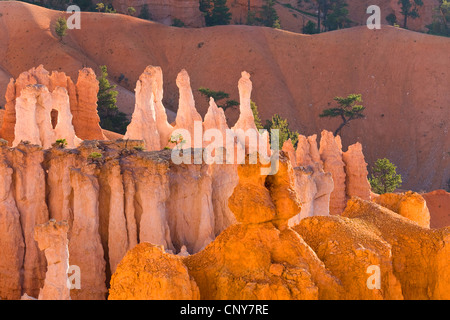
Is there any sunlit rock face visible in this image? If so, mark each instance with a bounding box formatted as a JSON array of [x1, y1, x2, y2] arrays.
[[72, 68, 105, 140], [341, 198, 449, 300], [184, 152, 341, 300], [124, 66, 169, 151], [52, 87, 82, 148], [319, 130, 347, 215], [0, 141, 24, 300], [343, 142, 371, 201], [3, 64, 439, 301], [374, 191, 431, 228], [172, 69, 203, 148], [0, 142, 49, 299], [284, 131, 371, 223], [109, 243, 200, 300]]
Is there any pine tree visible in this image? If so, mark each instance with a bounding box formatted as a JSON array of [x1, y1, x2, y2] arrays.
[[324, 0, 351, 31], [97, 66, 129, 134], [264, 114, 299, 148], [260, 0, 280, 28], [426, 0, 450, 37], [127, 7, 136, 16], [55, 17, 68, 41], [138, 4, 151, 20], [398, 0, 424, 28], [251, 101, 263, 130], [369, 158, 403, 194], [198, 87, 238, 111], [205, 0, 232, 26], [319, 93, 365, 136]]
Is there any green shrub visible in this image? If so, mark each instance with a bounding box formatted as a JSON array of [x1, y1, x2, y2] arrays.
[[264, 114, 299, 148], [53, 139, 68, 149], [172, 18, 186, 27], [369, 158, 403, 194], [138, 4, 151, 20], [88, 152, 103, 159], [55, 17, 67, 41], [303, 21, 317, 34]]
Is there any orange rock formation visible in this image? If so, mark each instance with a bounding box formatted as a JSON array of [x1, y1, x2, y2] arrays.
[[373, 191, 431, 228], [109, 159, 449, 300], [109, 243, 200, 300]]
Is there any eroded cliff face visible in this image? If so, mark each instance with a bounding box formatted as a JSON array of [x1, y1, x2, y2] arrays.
[[34, 219, 71, 300], [3, 64, 444, 301], [110, 152, 343, 300], [283, 130, 371, 221], [109, 152, 449, 300], [0, 140, 24, 300]]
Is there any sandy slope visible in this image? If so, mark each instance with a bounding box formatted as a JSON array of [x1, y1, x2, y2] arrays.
[[0, 2, 448, 191]]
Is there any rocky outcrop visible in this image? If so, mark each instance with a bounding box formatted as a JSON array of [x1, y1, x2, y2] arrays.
[[0, 65, 104, 145], [185, 151, 342, 300], [10, 143, 49, 298], [108, 151, 347, 300], [173, 69, 202, 148], [203, 97, 230, 151], [72, 68, 105, 140], [124, 66, 170, 151], [342, 198, 449, 299], [282, 139, 296, 166], [209, 160, 238, 236], [150, 66, 175, 149], [109, 242, 200, 300], [295, 214, 404, 300], [231, 72, 259, 153], [374, 191, 431, 228], [52, 87, 81, 148], [0, 139, 446, 300], [343, 143, 371, 201], [284, 131, 371, 223], [34, 219, 71, 300], [0, 141, 25, 300], [294, 197, 449, 300], [69, 166, 107, 300], [3, 64, 434, 301], [106, 162, 128, 274], [319, 131, 347, 215], [283, 134, 334, 224], [13, 85, 55, 148], [133, 154, 172, 251], [166, 158, 215, 254]]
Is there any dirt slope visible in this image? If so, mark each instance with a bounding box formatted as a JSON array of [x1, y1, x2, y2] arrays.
[[0, 2, 448, 191]]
